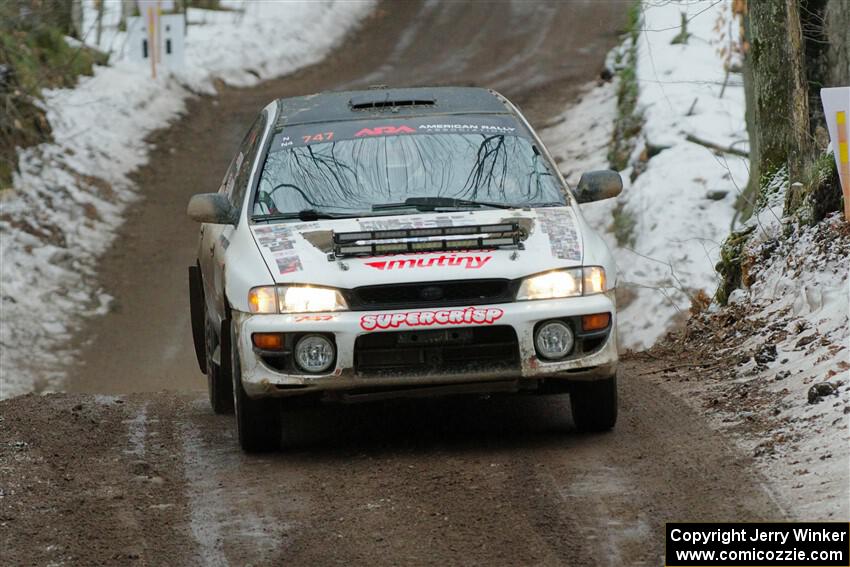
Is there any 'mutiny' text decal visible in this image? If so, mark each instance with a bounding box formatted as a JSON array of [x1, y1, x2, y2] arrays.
[[364, 253, 492, 270]]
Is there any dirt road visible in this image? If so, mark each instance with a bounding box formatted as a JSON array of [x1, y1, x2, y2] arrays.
[[2, 356, 785, 566], [1, 1, 788, 565]]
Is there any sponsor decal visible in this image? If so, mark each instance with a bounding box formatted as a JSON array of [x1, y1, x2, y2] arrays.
[[354, 125, 416, 137], [360, 307, 504, 331], [276, 254, 302, 275], [269, 117, 533, 152], [253, 226, 304, 274], [418, 124, 516, 133], [301, 132, 334, 144], [364, 254, 492, 270], [536, 208, 581, 261], [358, 214, 467, 231], [294, 315, 335, 322]]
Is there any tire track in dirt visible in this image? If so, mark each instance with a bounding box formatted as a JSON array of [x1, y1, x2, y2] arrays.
[[2, 362, 786, 565]]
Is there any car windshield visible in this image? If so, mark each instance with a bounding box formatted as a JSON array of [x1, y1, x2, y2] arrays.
[[252, 119, 565, 217]]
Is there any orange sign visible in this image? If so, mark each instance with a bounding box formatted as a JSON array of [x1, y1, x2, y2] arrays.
[[821, 87, 850, 220]]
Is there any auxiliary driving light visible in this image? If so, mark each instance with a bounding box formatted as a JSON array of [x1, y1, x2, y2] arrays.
[[293, 334, 335, 374], [534, 321, 574, 360]]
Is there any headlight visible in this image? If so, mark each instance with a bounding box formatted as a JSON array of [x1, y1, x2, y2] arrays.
[[248, 285, 348, 314], [279, 286, 347, 313], [516, 267, 606, 300], [248, 286, 278, 313], [583, 266, 606, 294]]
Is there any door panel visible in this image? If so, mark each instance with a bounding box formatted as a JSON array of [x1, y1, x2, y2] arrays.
[[202, 111, 268, 327]]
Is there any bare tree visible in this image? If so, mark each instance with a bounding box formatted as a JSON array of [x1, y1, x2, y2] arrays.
[[741, 0, 847, 217]]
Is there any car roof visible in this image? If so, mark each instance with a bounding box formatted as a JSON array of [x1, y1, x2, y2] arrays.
[[273, 87, 514, 129]]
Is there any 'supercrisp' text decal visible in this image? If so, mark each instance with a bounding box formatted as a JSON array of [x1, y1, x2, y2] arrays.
[[360, 307, 504, 331]]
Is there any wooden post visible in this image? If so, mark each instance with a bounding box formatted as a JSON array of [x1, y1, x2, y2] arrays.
[[147, 5, 157, 79]]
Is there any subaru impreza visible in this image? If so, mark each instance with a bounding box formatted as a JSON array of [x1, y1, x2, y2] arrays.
[[187, 87, 623, 451]]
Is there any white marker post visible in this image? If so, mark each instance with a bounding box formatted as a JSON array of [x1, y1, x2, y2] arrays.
[[137, 0, 176, 79], [148, 2, 158, 78], [820, 87, 850, 221]]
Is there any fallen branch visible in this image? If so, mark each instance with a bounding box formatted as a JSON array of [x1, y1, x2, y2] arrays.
[[685, 133, 749, 158]]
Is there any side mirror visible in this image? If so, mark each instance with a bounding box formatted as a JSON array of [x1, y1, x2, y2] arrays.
[[575, 170, 623, 204], [187, 193, 237, 224]]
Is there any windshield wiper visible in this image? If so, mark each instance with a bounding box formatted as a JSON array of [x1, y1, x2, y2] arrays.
[[372, 197, 520, 212], [251, 209, 366, 222]]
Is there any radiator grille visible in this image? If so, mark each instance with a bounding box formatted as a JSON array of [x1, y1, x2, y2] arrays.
[[347, 279, 513, 311], [354, 326, 520, 376]]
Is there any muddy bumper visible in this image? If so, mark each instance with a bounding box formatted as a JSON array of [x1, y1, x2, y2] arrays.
[[233, 292, 618, 399]]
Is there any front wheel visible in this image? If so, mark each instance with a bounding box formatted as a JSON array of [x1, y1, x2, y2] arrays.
[[232, 348, 281, 453], [205, 316, 234, 414], [570, 374, 618, 432]]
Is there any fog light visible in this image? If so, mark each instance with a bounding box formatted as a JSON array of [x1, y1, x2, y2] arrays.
[[534, 321, 574, 360], [582, 312, 611, 332], [293, 334, 335, 373]]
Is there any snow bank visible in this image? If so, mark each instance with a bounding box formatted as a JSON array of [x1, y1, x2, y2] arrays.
[[729, 213, 849, 519], [0, 1, 375, 399], [657, 213, 850, 519], [546, 1, 748, 349], [545, 0, 848, 519]]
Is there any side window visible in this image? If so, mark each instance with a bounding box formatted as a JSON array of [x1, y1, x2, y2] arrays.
[[230, 113, 267, 212], [218, 152, 240, 200]]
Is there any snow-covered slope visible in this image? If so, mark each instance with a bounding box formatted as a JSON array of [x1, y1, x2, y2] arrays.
[[542, 0, 849, 520], [0, 1, 375, 399], [652, 211, 849, 519], [545, 1, 748, 349]]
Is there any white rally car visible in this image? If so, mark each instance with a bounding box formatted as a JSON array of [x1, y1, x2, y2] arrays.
[[187, 87, 623, 452]]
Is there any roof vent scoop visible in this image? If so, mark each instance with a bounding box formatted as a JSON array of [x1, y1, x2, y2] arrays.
[[349, 94, 436, 110]]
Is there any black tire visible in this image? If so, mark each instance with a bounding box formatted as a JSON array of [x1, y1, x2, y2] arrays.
[[232, 348, 281, 453], [570, 374, 618, 432], [279, 397, 324, 449], [188, 265, 207, 374], [206, 316, 234, 414]]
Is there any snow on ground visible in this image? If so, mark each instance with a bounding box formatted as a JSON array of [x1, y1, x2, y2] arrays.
[[545, 1, 848, 516], [737, 214, 849, 519], [546, 1, 748, 350], [710, 176, 849, 519], [649, 211, 849, 519], [0, 1, 375, 399]]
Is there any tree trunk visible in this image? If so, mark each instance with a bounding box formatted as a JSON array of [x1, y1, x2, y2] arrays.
[[70, 0, 83, 39], [738, 1, 759, 217], [746, 0, 819, 215], [785, 0, 811, 183], [95, 0, 104, 47], [826, 0, 850, 87], [748, 1, 793, 182]]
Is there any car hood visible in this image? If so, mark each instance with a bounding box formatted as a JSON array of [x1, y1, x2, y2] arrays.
[[250, 207, 584, 288]]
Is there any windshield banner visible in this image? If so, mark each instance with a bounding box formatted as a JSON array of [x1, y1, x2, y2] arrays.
[[269, 115, 532, 152]]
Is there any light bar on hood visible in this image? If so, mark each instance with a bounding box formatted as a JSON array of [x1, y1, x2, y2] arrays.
[[331, 222, 524, 258]]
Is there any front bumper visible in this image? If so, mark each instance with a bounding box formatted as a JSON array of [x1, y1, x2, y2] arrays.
[[233, 292, 618, 399]]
